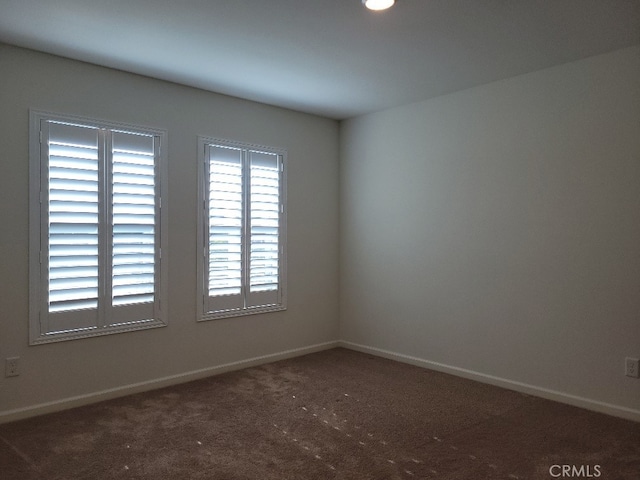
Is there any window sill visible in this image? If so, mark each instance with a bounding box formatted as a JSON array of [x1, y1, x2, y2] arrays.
[[198, 305, 286, 322], [29, 318, 167, 345]]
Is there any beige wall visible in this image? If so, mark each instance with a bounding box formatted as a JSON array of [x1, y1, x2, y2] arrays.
[[340, 46, 640, 417], [0, 44, 340, 418]]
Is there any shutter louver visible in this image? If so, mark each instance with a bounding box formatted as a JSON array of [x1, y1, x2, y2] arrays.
[[208, 145, 244, 306], [111, 132, 156, 308], [47, 123, 100, 315]]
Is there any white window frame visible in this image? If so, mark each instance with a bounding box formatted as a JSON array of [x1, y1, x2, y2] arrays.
[[29, 110, 169, 344], [197, 136, 287, 321]]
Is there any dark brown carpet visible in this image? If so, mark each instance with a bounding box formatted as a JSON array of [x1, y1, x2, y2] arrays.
[[0, 348, 638, 479]]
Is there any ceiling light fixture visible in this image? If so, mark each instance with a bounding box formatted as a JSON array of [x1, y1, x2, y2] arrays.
[[362, 0, 396, 11]]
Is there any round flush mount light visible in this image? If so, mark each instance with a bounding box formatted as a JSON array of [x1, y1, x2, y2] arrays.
[[362, 0, 396, 11]]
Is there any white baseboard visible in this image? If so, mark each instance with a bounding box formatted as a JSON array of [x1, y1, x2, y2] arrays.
[[339, 340, 640, 423], [3, 340, 637, 425], [0, 341, 338, 424]]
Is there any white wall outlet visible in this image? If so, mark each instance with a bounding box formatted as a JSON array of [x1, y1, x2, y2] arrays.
[[625, 357, 639, 378], [5, 357, 20, 377]]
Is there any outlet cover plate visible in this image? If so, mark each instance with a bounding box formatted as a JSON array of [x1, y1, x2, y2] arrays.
[[625, 357, 639, 378], [5, 357, 19, 377]]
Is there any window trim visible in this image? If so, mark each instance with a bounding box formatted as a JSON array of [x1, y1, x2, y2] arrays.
[[29, 110, 169, 344], [196, 136, 287, 322]]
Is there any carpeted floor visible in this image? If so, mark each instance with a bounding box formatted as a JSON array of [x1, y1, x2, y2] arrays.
[[0, 348, 638, 479]]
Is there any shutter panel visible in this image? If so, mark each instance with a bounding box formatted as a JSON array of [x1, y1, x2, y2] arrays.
[[46, 121, 100, 332], [110, 131, 157, 324], [247, 150, 280, 307], [207, 145, 244, 312]]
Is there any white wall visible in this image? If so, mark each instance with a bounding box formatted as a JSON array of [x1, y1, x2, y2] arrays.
[[0, 44, 340, 419], [340, 46, 640, 418]]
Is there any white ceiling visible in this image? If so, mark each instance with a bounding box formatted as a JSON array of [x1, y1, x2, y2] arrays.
[[1, 0, 639, 119]]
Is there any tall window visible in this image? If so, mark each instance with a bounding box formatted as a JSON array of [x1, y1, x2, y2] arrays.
[[197, 137, 287, 320], [29, 111, 168, 343]]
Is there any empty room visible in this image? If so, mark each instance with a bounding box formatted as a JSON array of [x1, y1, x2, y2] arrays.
[[1, 1, 639, 478]]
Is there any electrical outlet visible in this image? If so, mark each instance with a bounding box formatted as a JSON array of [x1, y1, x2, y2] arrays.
[[625, 357, 639, 378], [5, 357, 20, 377]]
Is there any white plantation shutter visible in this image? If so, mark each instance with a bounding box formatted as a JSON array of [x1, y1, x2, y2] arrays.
[[110, 131, 157, 324], [247, 150, 280, 307], [30, 112, 167, 343], [199, 138, 286, 319], [46, 122, 100, 331], [206, 145, 244, 312]]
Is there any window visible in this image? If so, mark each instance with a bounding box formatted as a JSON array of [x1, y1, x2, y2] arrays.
[[29, 111, 168, 344], [197, 137, 287, 320]]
